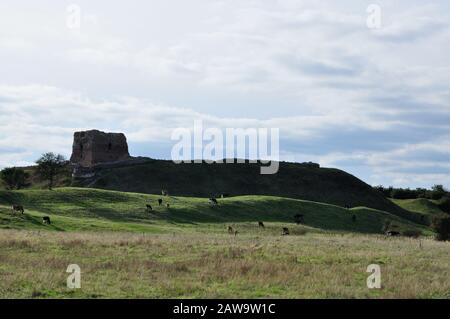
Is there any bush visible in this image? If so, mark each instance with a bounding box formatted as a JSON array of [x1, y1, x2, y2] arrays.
[[36, 153, 67, 190], [0, 167, 29, 190], [430, 185, 447, 200], [438, 196, 450, 214], [374, 185, 448, 200], [391, 188, 418, 199], [375, 186, 393, 198], [431, 215, 450, 241], [402, 229, 422, 238]]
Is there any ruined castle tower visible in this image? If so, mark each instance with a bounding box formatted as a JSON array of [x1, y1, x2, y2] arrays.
[[70, 130, 130, 167]]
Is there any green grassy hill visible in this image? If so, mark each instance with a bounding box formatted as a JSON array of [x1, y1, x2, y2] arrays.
[[5, 159, 422, 224], [68, 159, 417, 219], [392, 198, 445, 216], [1, 188, 445, 299], [0, 187, 429, 235]]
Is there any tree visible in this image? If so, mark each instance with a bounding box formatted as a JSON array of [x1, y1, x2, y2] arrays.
[[431, 215, 450, 241], [35, 153, 67, 190], [0, 167, 29, 190], [375, 185, 394, 198], [431, 185, 447, 200]]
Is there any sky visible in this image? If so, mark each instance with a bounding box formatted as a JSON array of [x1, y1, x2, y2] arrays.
[[0, 0, 449, 188]]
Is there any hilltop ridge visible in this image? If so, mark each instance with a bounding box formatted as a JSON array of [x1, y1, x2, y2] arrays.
[[68, 158, 418, 223]]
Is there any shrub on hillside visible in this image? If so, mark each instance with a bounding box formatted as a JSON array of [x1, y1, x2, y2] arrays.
[[391, 188, 419, 199], [374, 185, 448, 200], [430, 185, 447, 200], [0, 167, 29, 190], [438, 196, 450, 214], [35, 153, 67, 190], [431, 215, 450, 241], [374, 185, 393, 198]]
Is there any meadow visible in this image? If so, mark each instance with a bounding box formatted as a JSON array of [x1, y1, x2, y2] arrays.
[[0, 188, 448, 299]]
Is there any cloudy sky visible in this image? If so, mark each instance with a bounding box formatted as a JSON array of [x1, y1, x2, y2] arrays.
[[1, 0, 449, 188]]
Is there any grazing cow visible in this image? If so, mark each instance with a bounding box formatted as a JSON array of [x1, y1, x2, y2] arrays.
[[166, 203, 170, 209], [352, 215, 357, 223], [385, 231, 400, 237], [294, 214, 304, 224], [146, 204, 153, 211], [228, 226, 234, 234], [42, 216, 51, 225], [282, 227, 290, 236], [258, 221, 265, 228], [234, 230, 238, 237], [12, 205, 24, 214], [209, 198, 218, 205], [158, 198, 163, 206]]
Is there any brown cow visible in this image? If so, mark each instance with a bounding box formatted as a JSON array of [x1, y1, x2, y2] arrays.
[[228, 226, 234, 234], [258, 221, 265, 228], [282, 227, 290, 236]]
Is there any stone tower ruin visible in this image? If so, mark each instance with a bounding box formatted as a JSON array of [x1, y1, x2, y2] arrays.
[[70, 130, 130, 168]]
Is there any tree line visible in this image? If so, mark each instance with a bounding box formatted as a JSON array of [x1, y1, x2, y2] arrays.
[[374, 185, 448, 200]]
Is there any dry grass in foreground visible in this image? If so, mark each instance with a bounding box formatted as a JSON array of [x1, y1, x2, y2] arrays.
[[0, 229, 449, 299]]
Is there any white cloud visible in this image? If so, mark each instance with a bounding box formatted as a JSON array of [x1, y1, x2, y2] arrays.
[[0, 1, 449, 188]]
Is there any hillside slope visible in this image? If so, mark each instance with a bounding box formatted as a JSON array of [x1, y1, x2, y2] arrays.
[[0, 188, 428, 235], [392, 198, 445, 216], [69, 159, 414, 220]]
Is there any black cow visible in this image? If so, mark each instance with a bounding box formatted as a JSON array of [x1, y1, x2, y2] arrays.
[[228, 226, 234, 234], [12, 205, 24, 214], [294, 214, 304, 224], [385, 231, 401, 237], [166, 203, 170, 209], [258, 221, 265, 228], [282, 227, 290, 236], [42, 216, 51, 225], [146, 204, 153, 211], [158, 198, 163, 206]]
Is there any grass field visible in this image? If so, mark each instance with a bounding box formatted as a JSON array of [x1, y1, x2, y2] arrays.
[[0, 188, 448, 299], [0, 188, 429, 235], [392, 198, 445, 216], [1, 230, 449, 298]]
